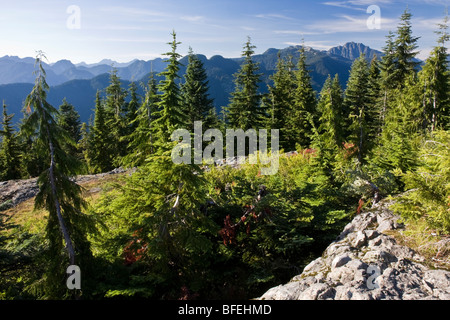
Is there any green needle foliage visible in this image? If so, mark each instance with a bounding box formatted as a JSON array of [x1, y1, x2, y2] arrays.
[[0, 102, 22, 180], [181, 48, 216, 132], [2, 9, 449, 300], [392, 130, 450, 234], [227, 37, 265, 131], [285, 45, 317, 150], [20, 52, 95, 298]]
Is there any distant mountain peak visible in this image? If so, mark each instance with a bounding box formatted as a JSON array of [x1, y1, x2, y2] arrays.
[[327, 42, 382, 61]]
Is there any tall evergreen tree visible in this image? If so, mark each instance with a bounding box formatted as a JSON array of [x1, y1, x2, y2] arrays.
[[21, 52, 94, 297], [265, 52, 296, 150], [227, 37, 264, 131], [57, 98, 81, 161], [90, 91, 113, 173], [343, 54, 375, 163], [122, 72, 160, 167], [372, 9, 424, 174], [285, 45, 317, 150], [0, 102, 22, 180], [419, 13, 450, 131], [318, 74, 344, 149], [152, 31, 186, 153], [372, 75, 422, 174], [97, 33, 214, 298], [104, 68, 128, 163], [379, 31, 397, 123], [104, 68, 127, 119], [125, 82, 140, 134], [57, 98, 81, 143], [392, 8, 420, 88], [78, 121, 91, 172], [367, 55, 383, 137], [181, 47, 215, 132], [314, 74, 344, 175]]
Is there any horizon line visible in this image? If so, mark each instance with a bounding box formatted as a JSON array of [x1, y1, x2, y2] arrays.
[[0, 41, 386, 65]]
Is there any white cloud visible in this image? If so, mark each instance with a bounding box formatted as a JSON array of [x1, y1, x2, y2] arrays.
[[306, 14, 397, 33], [322, 0, 396, 11], [255, 13, 294, 20], [322, 1, 366, 11], [241, 26, 257, 31], [99, 6, 170, 18], [417, 47, 433, 60], [94, 25, 145, 31], [274, 30, 322, 36], [180, 15, 205, 22], [284, 40, 336, 51], [347, 0, 394, 4], [413, 16, 447, 31], [93, 37, 166, 43]]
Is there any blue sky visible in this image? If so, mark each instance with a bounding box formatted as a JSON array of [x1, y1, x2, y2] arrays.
[[0, 0, 448, 63]]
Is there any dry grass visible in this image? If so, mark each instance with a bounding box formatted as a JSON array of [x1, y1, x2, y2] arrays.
[[2, 171, 127, 235], [386, 218, 450, 271]]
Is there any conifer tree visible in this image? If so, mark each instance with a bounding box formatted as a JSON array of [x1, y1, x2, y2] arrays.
[[372, 73, 422, 176], [265, 53, 296, 149], [181, 48, 215, 132], [419, 13, 449, 131], [57, 98, 81, 161], [18, 120, 46, 178], [90, 91, 113, 173], [21, 52, 94, 297], [367, 55, 383, 137], [227, 37, 264, 131], [151, 31, 186, 153], [78, 121, 91, 172], [313, 75, 344, 175], [57, 98, 81, 142], [379, 31, 397, 123], [286, 45, 317, 150], [96, 34, 215, 298], [318, 74, 344, 150], [392, 8, 420, 88], [104, 68, 128, 163], [125, 82, 140, 134], [343, 55, 372, 163], [104, 68, 127, 119], [0, 102, 22, 180], [122, 72, 160, 167]]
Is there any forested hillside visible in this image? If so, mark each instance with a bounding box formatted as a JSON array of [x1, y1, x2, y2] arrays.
[[0, 9, 448, 300]]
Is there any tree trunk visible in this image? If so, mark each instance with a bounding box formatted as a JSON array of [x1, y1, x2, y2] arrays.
[[46, 124, 76, 265]]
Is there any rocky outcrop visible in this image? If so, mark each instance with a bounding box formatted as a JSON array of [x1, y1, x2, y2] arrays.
[[0, 168, 129, 209], [0, 178, 39, 209], [259, 198, 450, 300]]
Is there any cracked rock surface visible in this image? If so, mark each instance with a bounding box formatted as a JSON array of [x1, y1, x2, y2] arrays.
[[258, 199, 450, 300]]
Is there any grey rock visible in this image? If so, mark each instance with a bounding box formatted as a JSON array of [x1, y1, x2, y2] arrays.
[[364, 229, 379, 240], [0, 168, 130, 208], [353, 231, 367, 248], [257, 197, 450, 300], [296, 283, 333, 300], [331, 254, 352, 268]]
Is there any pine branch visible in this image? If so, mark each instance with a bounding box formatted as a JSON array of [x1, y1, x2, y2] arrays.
[[44, 110, 76, 266]]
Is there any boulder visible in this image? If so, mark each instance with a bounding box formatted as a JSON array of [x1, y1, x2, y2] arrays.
[[258, 198, 450, 300]]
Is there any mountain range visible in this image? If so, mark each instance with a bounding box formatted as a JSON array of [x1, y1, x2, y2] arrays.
[[0, 42, 384, 125]]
